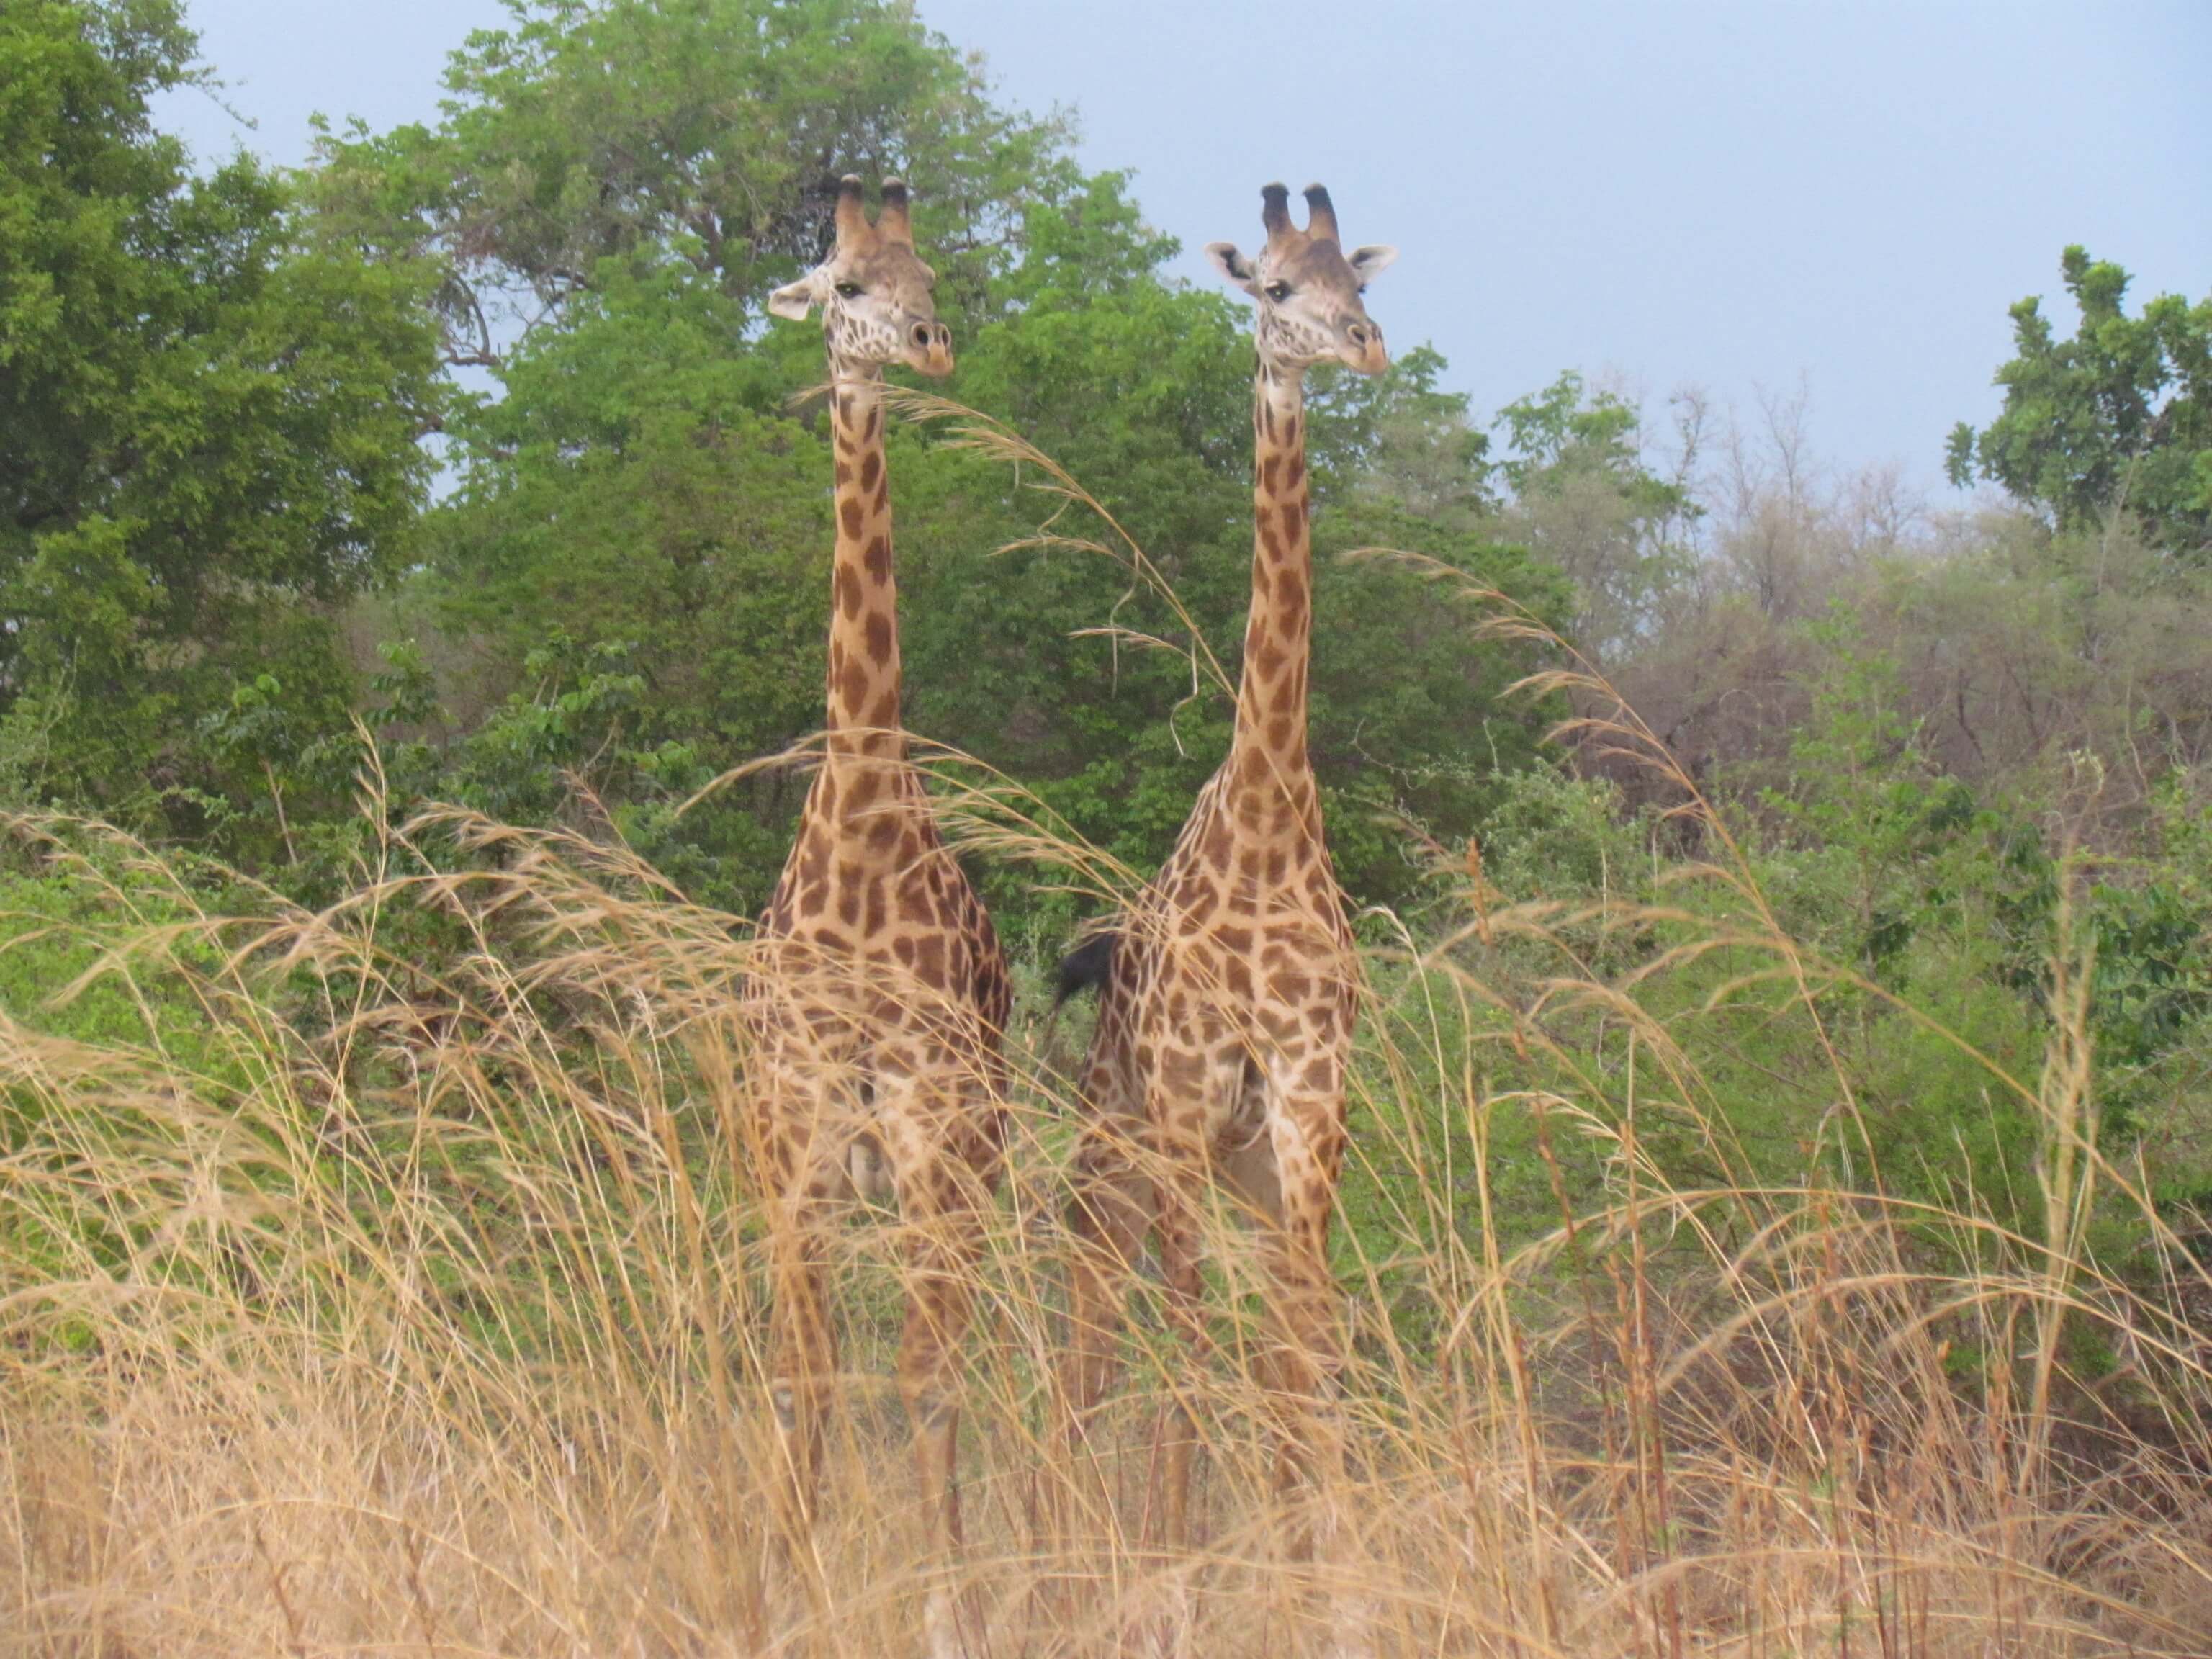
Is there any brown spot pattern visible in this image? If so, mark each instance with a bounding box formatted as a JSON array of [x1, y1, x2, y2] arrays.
[[837, 658, 870, 713], [750, 243, 1013, 1563]]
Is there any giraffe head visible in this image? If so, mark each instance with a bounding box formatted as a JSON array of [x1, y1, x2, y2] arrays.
[[768, 175, 953, 379], [1206, 182, 1395, 377]]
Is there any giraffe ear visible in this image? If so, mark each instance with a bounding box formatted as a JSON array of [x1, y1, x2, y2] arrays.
[[1347, 244, 1398, 282], [767, 275, 818, 320], [1205, 241, 1260, 296]]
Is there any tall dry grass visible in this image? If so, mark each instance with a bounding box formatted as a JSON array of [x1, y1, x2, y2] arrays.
[[4, 411, 2210, 1658]]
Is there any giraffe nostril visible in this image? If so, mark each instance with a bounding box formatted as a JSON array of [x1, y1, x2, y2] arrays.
[[1346, 322, 1370, 348], [911, 322, 935, 349]]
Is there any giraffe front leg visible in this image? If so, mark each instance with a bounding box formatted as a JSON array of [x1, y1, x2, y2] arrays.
[[740, 1026, 851, 1653], [1260, 1073, 1376, 1659], [1131, 1146, 1210, 1659], [765, 1177, 841, 1540], [743, 1038, 847, 1537], [1061, 1098, 1154, 1448], [1148, 1164, 1207, 1555], [1143, 1046, 1246, 1560], [1061, 1114, 1152, 1579], [884, 1076, 1001, 1659], [757, 1169, 843, 1658]]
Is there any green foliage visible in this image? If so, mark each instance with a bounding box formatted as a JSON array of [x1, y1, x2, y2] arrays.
[[305, 0, 1074, 354], [1306, 501, 1570, 904], [1491, 372, 1697, 656], [0, 0, 441, 847], [13, 0, 2210, 1287], [1311, 344, 1496, 518], [896, 175, 1251, 914], [0, 868, 197, 1079], [0, 845, 242, 1274], [1948, 246, 2212, 560], [1759, 610, 1973, 978], [316, 4, 1561, 932], [428, 259, 833, 765], [2073, 779, 2212, 1181]]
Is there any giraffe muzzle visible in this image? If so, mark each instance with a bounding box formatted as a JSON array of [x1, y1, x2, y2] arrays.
[[907, 320, 955, 377], [1340, 320, 1389, 377]]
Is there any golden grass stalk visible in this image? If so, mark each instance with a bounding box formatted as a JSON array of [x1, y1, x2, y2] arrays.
[[2, 400, 2206, 1658]]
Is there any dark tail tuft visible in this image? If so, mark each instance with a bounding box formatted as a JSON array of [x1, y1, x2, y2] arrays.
[[1051, 929, 1117, 1012]]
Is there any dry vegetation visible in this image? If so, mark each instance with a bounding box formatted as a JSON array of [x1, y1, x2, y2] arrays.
[[11, 4, 2210, 1649], [4, 755, 2206, 1657], [3, 424, 2208, 1657]]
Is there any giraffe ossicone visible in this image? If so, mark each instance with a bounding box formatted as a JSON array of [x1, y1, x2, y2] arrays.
[[1203, 181, 1397, 375], [766, 174, 954, 379]]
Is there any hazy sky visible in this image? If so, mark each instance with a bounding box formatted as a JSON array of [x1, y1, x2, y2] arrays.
[[155, 0, 2211, 500]]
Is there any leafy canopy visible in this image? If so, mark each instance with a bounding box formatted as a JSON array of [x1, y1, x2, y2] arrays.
[[0, 0, 441, 844], [305, 0, 1076, 361], [1948, 247, 2211, 560], [307, 3, 1564, 931]]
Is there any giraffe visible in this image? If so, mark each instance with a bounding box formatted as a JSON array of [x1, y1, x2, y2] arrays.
[[748, 174, 1010, 1653], [1055, 181, 1395, 1620]]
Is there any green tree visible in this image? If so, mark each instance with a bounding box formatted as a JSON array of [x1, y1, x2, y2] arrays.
[[426, 258, 829, 763], [1306, 498, 1570, 904], [1310, 344, 1496, 521], [305, 0, 1075, 361], [309, 0, 1569, 932], [1760, 608, 1977, 981], [901, 176, 1251, 896], [0, 0, 441, 845], [1492, 372, 1696, 657], [1947, 246, 2211, 560]]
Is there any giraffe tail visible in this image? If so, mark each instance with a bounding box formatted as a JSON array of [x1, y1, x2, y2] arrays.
[[1049, 928, 1117, 1014]]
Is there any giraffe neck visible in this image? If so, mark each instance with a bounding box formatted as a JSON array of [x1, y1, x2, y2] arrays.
[[1231, 361, 1314, 786], [823, 369, 903, 764]]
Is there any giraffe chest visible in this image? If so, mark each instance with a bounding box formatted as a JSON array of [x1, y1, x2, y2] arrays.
[[1150, 770, 1345, 941], [769, 847, 977, 955], [1127, 796, 1355, 1056], [757, 802, 1007, 1034]]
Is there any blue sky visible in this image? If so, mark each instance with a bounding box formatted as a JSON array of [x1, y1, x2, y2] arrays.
[[156, 0, 2211, 500]]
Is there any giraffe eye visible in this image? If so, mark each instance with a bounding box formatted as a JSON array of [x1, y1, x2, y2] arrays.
[[834, 280, 863, 299], [1264, 282, 1290, 302]]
